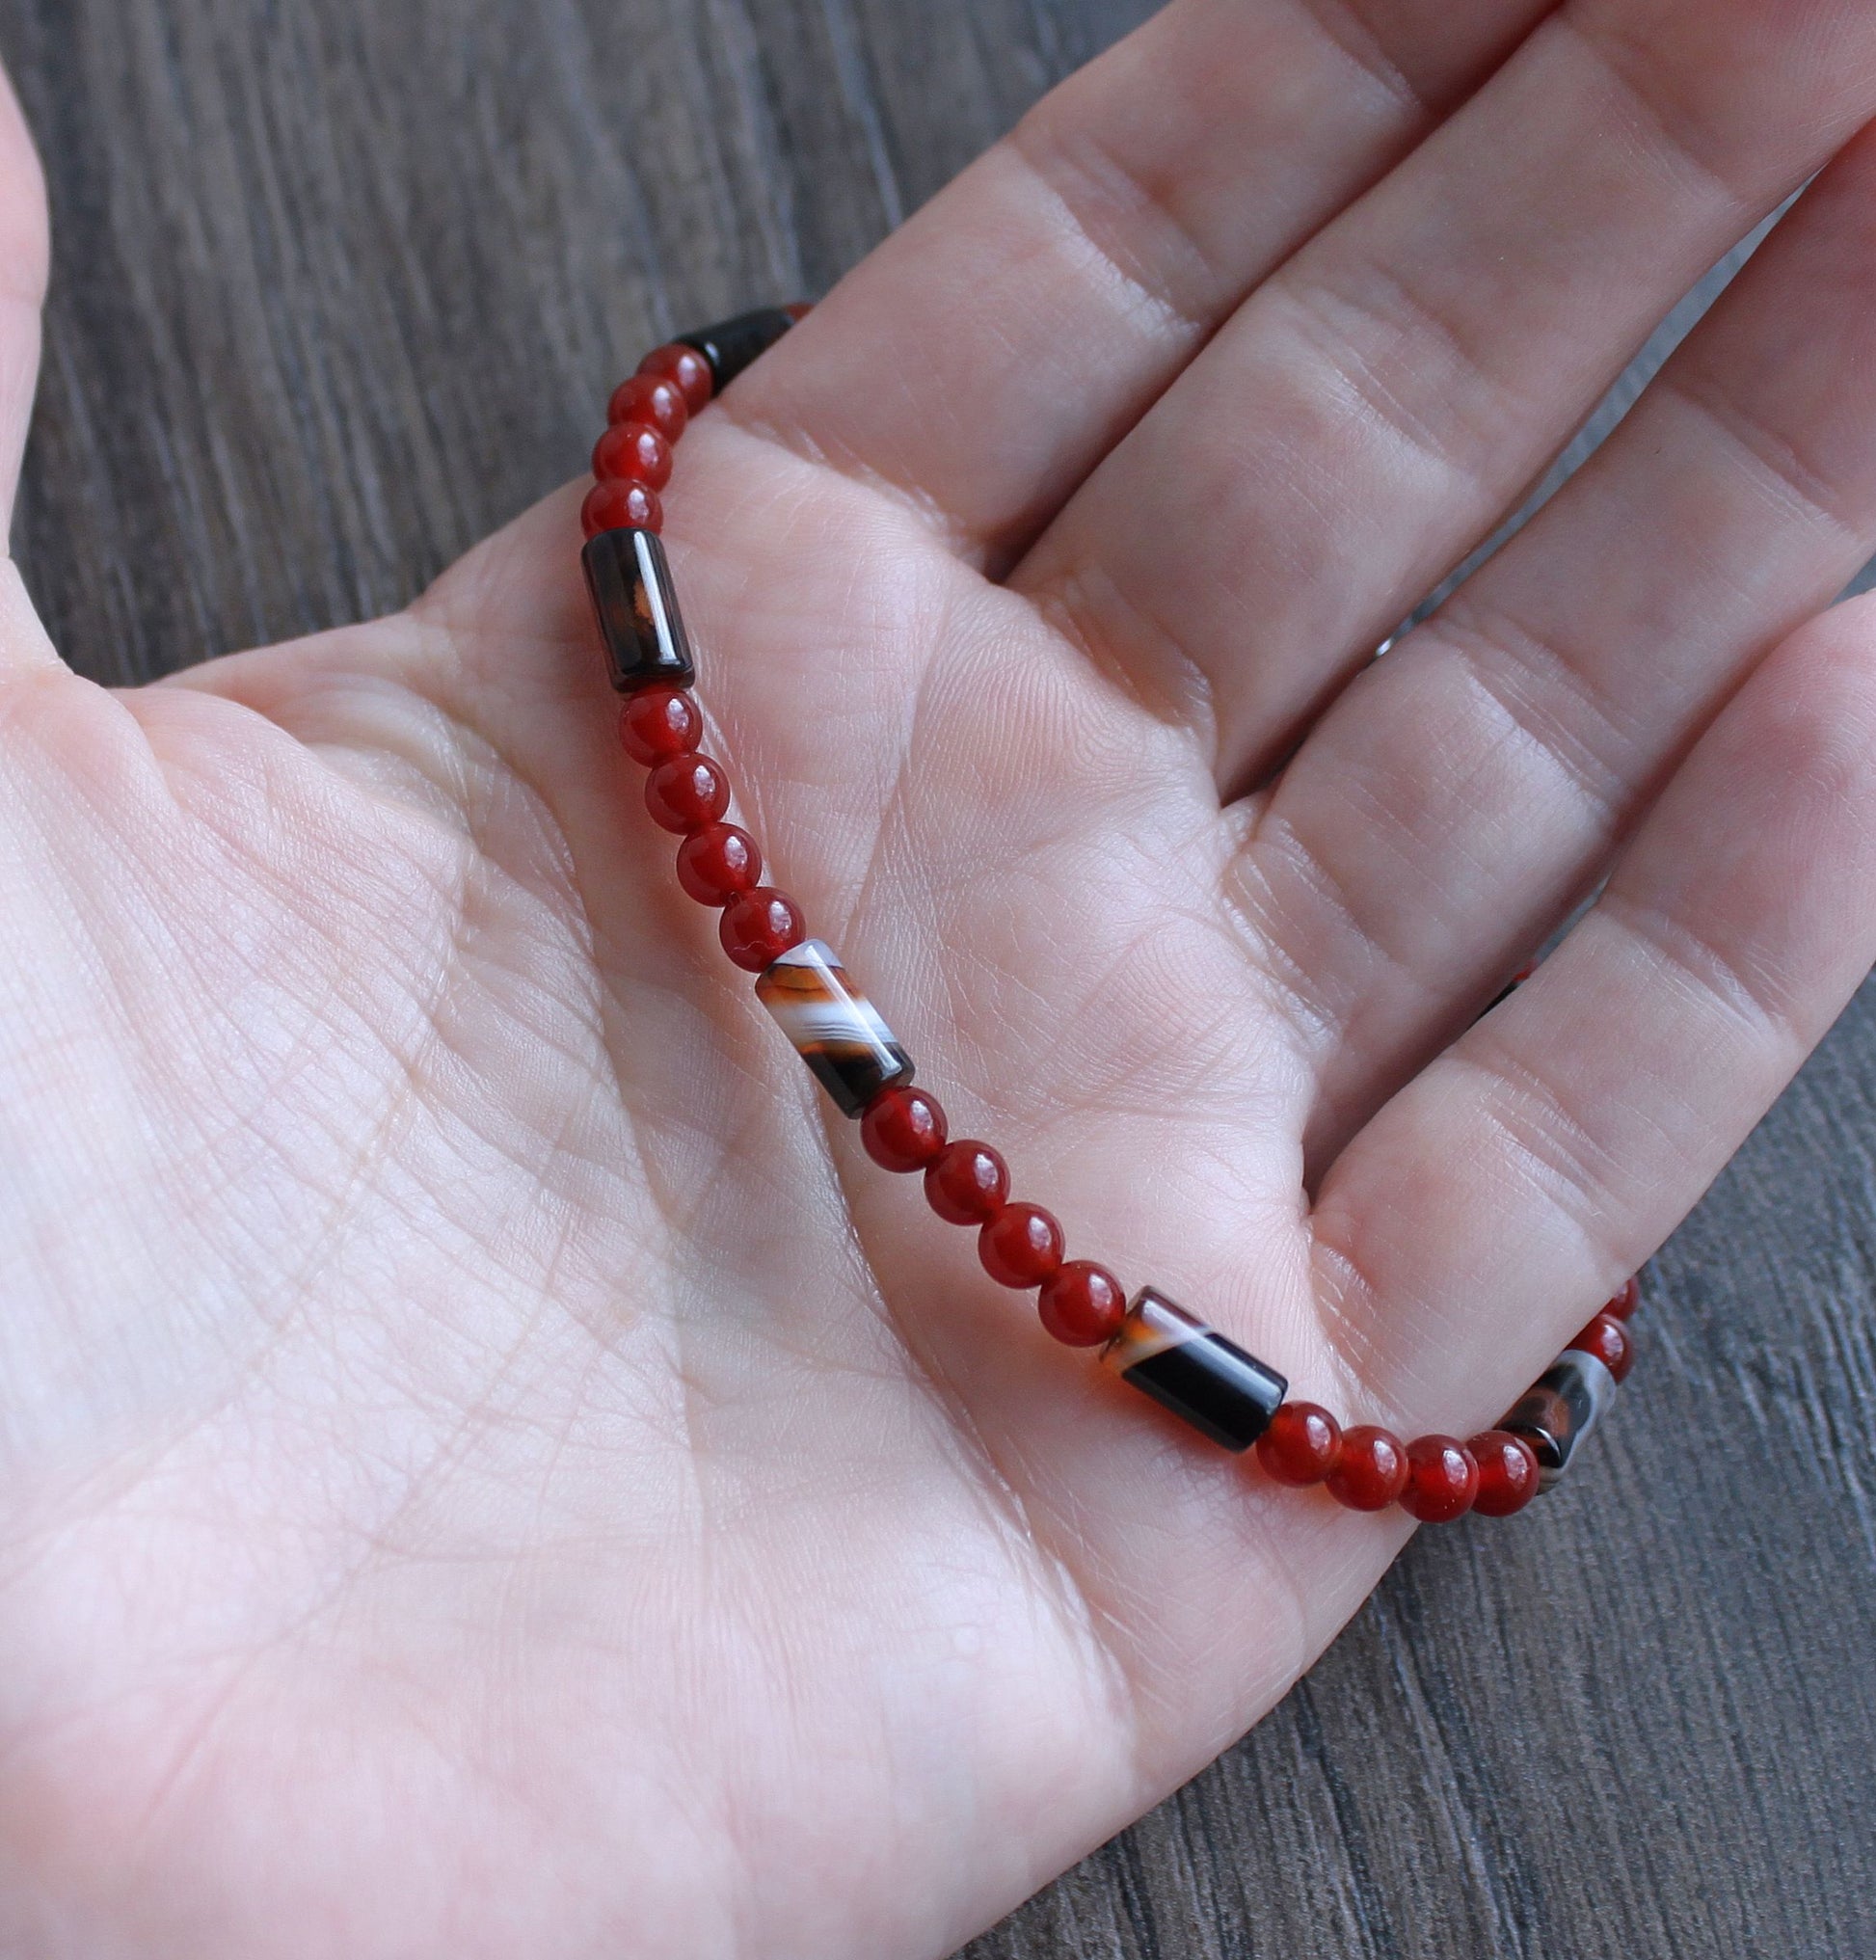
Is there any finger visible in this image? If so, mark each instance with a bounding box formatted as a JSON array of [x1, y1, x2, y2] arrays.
[[722, 0, 1555, 565], [0, 62, 47, 544], [1307, 596, 1876, 1433], [1236, 121, 1876, 1169], [1015, 0, 1876, 781]]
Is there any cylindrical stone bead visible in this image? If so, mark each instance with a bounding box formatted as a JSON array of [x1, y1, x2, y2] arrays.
[[1500, 1350, 1619, 1491], [582, 527, 694, 693], [675, 308, 800, 392], [755, 939, 914, 1118], [1100, 1288, 1287, 1454]]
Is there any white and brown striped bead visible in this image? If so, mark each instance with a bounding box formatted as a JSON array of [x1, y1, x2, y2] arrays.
[[1101, 1288, 1288, 1453], [755, 939, 914, 1118]]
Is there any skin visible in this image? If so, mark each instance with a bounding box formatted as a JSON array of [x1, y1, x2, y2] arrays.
[[0, 0, 1874, 1951]]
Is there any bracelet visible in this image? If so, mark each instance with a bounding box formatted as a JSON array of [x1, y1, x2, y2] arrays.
[[578, 306, 1640, 1526]]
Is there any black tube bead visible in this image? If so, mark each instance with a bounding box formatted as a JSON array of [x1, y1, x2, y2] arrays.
[[675, 308, 799, 394], [1500, 1350, 1618, 1491], [1101, 1289, 1287, 1453], [582, 527, 695, 693]]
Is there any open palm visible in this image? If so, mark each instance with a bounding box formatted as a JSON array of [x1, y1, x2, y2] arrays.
[[6, 0, 1876, 1952]]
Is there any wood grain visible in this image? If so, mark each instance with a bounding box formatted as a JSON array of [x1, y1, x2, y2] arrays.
[[0, 1, 1870, 1954]]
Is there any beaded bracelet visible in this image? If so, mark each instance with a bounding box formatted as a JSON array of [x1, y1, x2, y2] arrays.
[[578, 305, 1640, 1526]]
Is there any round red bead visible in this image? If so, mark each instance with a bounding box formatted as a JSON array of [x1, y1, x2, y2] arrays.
[[592, 421, 674, 491], [860, 1087, 949, 1173], [675, 823, 762, 906], [718, 889, 807, 972], [581, 478, 662, 538], [1037, 1261, 1125, 1347], [1325, 1427, 1409, 1512], [636, 342, 714, 415], [644, 754, 730, 834], [1604, 1275, 1640, 1322], [606, 373, 688, 443], [1568, 1310, 1634, 1384], [785, 300, 815, 323], [1255, 1403, 1343, 1487], [1400, 1435, 1479, 1523], [924, 1141, 1008, 1225], [978, 1203, 1065, 1289], [618, 687, 701, 765], [1467, 1431, 1541, 1517]]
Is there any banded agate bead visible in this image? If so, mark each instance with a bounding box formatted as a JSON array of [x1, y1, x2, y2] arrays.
[[582, 527, 694, 692], [1500, 1350, 1617, 1491], [756, 939, 914, 1118], [1100, 1288, 1286, 1453]]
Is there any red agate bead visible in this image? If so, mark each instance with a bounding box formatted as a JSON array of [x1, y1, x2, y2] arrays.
[[1605, 1275, 1640, 1321], [1325, 1427, 1408, 1511], [1468, 1431, 1541, 1517], [607, 372, 688, 443], [637, 342, 714, 415], [1568, 1311, 1634, 1383], [593, 421, 674, 491], [618, 686, 701, 765], [860, 1087, 948, 1172], [644, 754, 730, 834], [719, 889, 807, 972], [979, 1203, 1064, 1288], [924, 1141, 1008, 1224], [1400, 1435, 1478, 1523], [1255, 1403, 1342, 1486], [1037, 1261, 1125, 1346], [676, 823, 762, 905], [582, 478, 662, 538]]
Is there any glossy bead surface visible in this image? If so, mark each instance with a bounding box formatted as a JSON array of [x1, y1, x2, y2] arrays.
[[924, 1141, 1008, 1225], [859, 1088, 945, 1169], [1501, 1350, 1618, 1491], [644, 754, 730, 834], [1037, 1261, 1126, 1347], [1605, 1275, 1641, 1321], [859, 1086, 946, 1168], [1255, 1402, 1342, 1486], [675, 307, 799, 392], [593, 421, 674, 491], [1326, 1427, 1409, 1511], [978, 1203, 1064, 1288], [584, 527, 690, 690], [637, 342, 714, 414], [1401, 1436, 1478, 1523], [606, 373, 688, 443], [676, 823, 762, 905], [618, 686, 701, 765], [756, 944, 909, 1129], [1101, 1288, 1287, 1453], [719, 889, 807, 973], [1467, 1431, 1541, 1517], [581, 479, 662, 539], [1568, 1311, 1634, 1383]]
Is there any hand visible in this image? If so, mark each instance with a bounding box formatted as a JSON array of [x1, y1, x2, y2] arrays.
[[5, 2, 1876, 1951]]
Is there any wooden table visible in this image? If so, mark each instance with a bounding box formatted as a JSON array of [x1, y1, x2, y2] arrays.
[[4, 2, 1870, 1953]]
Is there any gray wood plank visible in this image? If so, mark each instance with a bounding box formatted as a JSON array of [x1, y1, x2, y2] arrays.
[[0, 2, 1869, 1954]]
